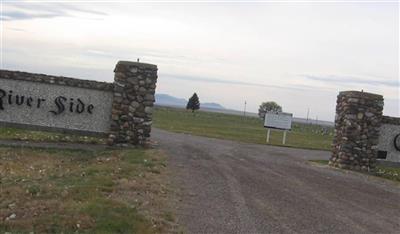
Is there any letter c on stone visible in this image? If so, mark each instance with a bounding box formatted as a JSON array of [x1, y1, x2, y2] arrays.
[[394, 134, 400, 151]]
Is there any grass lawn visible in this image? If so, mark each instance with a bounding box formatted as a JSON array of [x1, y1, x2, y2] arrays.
[[309, 160, 400, 182], [153, 107, 334, 151], [0, 127, 105, 144], [0, 147, 175, 233]]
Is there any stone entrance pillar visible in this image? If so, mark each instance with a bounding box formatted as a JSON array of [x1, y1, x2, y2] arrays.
[[108, 61, 158, 146], [329, 91, 384, 171]]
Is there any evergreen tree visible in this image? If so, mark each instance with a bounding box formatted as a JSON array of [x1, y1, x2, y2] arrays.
[[186, 93, 200, 113]]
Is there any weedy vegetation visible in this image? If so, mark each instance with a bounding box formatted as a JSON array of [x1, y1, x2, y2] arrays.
[[0, 127, 105, 144], [0, 147, 175, 233], [309, 159, 400, 182]]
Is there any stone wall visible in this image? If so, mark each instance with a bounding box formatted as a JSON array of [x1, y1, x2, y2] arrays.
[[0, 70, 114, 135], [0, 60, 158, 146], [0, 70, 114, 91], [329, 91, 384, 171], [382, 116, 400, 125], [107, 61, 158, 146], [378, 116, 400, 162]]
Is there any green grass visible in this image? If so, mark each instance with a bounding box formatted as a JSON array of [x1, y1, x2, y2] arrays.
[[0, 147, 170, 233], [310, 160, 400, 182], [83, 198, 151, 234], [0, 127, 105, 144], [375, 166, 400, 182], [153, 107, 334, 151]]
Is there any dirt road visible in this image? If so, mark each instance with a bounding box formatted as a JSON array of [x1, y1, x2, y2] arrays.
[[152, 128, 400, 234]]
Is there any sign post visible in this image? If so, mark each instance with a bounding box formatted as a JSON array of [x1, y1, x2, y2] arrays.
[[283, 130, 287, 144], [266, 128, 271, 143], [264, 112, 293, 145]]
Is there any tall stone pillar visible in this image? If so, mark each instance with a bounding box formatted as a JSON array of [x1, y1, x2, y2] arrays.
[[108, 61, 158, 146], [329, 91, 384, 171]]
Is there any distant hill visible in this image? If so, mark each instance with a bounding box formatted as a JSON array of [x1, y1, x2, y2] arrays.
[[202, 102, 225, 109], [155, 94, 187, 107], [155, 94, 225, 109]]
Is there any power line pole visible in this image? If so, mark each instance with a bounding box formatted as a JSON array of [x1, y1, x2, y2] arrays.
[[243, 101, 247, 117], [306, 107, 310, 124]]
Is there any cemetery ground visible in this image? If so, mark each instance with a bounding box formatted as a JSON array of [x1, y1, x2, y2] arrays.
[[0, 107, 399, 233], [153, 106, 334, 151], [0, 146, 177, 233]]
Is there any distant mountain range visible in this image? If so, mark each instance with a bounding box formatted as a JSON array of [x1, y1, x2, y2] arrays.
[[155, 94, 225, 109]]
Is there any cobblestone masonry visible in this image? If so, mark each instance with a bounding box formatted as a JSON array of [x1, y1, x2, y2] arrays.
[[107, 61, 158, 146], [382, 116, 400, 125], [0, 60, 158, 146], [329, 91, 384, 171], [0, 70, 114, 91]]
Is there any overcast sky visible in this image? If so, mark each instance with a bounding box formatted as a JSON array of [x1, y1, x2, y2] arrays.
[[2, 0, 399, 121]]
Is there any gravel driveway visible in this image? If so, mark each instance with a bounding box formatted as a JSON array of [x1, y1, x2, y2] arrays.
[[152, 128, 400, 234]]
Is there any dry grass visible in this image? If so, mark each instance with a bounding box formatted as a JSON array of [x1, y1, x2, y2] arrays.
[[0, 127, 105, 144], [0, 147, 176, 233]]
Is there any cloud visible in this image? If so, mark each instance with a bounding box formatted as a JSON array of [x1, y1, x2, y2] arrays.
[[86, 50, 115, 58], [1, 11, 60, 21], [161, 73, 320, 92], [2, 2, 107, 21], [6, 27, 28, 32], [301, 74, 398, 87]]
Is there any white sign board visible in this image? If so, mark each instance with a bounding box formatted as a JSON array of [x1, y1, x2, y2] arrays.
[[264, 112, 293, 130], [0, 78, 113, 133]]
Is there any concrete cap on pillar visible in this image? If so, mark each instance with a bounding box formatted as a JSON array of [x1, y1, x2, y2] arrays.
[[114, 60, 158, 72], [339, 90, 383, 100]]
